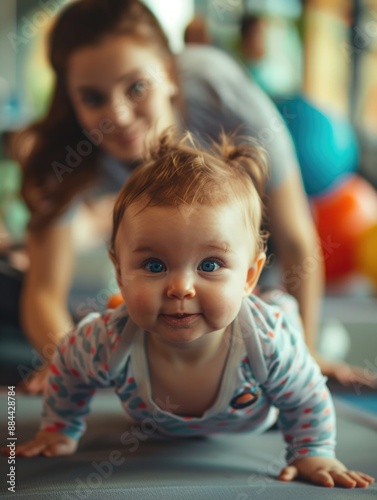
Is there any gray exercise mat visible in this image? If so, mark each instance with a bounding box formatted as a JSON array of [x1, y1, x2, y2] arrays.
[[0, 389, 376, 499]]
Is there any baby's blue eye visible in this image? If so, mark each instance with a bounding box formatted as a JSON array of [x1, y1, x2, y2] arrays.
[[199, 260, 221, 272], [145, 260, 165, 273]]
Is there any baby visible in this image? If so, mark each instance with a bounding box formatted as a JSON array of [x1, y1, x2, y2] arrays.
[[6, 132, 374, 488]]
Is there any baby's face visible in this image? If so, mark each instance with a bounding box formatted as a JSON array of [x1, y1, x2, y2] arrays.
[[114, 202, 265, 346]]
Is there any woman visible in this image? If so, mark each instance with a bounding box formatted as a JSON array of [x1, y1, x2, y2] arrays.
[[13, 0, 366, 392]]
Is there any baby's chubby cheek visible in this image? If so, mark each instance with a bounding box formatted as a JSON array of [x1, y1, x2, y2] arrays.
[[123, 287, 155, 315], [204, 294, 241, 327]]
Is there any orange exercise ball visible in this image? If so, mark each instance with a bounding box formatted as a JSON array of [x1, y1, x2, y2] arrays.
[[356, 223, 377, 287], [107, 293, 124, 309], [311, 175, 377, 281]]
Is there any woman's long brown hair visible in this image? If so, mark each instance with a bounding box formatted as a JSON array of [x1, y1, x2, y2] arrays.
[[13, 0, 176, 230]]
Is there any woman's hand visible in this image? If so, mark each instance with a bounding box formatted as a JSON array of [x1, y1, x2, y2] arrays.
[[17, 364, 51, 395], [1, 431, 78, 457], [315, 355, 377, 389], [279, 456, 375, 488]]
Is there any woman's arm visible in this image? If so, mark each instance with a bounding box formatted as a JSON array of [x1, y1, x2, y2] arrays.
[[20, 223, 75, 375], [267, 171, 377, 387], [266, 169, 323, 354]]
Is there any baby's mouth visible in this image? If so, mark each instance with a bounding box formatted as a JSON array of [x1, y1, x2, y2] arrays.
[[160, 313, 200, 327]]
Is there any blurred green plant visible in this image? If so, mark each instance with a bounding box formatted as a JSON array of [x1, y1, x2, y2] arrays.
[[0, 158, 29, 242]]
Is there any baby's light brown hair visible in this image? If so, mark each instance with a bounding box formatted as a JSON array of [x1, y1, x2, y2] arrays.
[[109, 131, 269, 260]]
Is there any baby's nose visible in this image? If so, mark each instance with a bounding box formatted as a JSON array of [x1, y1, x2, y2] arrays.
[[166, 273, 196, 300]]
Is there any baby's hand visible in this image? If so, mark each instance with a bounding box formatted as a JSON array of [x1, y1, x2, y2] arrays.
[[1, 431, 78, 457], [279, 456, 375, 488]]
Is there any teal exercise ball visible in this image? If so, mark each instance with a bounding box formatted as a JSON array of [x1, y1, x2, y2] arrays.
[[276, 96, 358, 196]]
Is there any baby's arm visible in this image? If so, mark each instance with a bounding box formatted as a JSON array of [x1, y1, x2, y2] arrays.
[[1, 344, 86, 458], [259, 299, 374, 487], [2, 312, 113, 457]]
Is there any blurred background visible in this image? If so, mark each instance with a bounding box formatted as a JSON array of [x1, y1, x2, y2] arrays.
[[0, 0, 377, 379]]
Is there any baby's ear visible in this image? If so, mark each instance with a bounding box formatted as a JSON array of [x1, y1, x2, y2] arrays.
[[108, 250, 122, 289], [243, 252, 266, 297]]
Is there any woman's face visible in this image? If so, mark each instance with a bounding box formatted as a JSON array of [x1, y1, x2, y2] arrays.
[[67, 35, 177, 162]]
